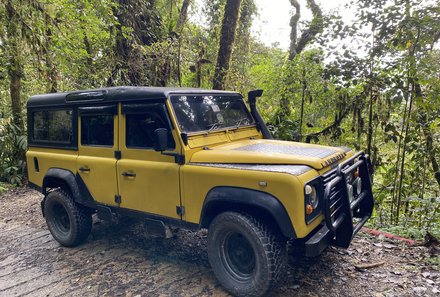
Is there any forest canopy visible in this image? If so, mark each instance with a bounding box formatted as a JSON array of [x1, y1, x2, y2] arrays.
[[0, 0, 439, 238]]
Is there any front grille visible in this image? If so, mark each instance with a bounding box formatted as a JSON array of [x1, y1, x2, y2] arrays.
[[321, 162, 352, 226]]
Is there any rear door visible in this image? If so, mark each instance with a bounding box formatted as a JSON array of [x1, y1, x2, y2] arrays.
[[116, 102, 181, 219], [77, 105, 119, 206]]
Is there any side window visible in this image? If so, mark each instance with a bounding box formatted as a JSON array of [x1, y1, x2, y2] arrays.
[[81, 114, 114, 147], [33, 110, 73, 143], [124, 103, 175, 150]]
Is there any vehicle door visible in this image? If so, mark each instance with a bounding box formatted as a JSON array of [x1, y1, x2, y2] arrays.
[[76, 105, 119, 206], [117, 102, 181, 219]]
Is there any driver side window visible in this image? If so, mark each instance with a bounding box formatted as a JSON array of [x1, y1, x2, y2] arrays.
[[124, 103, 175, 150]]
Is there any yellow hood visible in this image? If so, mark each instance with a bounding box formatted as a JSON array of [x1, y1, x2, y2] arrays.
[[189, 139, 347, 170]]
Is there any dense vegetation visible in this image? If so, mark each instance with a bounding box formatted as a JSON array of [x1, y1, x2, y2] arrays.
[[0, 0, 438, 238]]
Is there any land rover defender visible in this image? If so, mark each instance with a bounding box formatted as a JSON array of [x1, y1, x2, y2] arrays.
[[26, 87, 374, 297]]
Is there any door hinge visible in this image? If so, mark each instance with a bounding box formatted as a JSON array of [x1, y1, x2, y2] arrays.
[[115, 150, 121, 160], [176, 206, 185, 216], [115, 195, 121, 205]]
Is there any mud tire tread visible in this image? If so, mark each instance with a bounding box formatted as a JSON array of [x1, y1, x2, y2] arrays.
[[208, 211, 286, 297], [44, 189, 92, 247]]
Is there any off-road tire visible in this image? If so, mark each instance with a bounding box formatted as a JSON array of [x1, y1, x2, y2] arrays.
[[44, 189, 92, 247], [207, 212, 287, 297]]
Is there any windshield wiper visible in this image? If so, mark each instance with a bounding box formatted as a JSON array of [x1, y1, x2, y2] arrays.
[[234, 118, 248, 129], [206, 122, 221, 133]]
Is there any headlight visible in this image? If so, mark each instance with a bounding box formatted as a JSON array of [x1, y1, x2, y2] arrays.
[[304, 180, 322, 224], [305, 184, 319, 208]]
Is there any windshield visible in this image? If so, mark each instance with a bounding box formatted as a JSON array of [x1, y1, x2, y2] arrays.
[[170, 95, 255, 133]]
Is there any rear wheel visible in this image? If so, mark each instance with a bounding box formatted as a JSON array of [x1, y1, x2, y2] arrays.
[[207, 212, 286, 297], [44, 189, 92, 247]]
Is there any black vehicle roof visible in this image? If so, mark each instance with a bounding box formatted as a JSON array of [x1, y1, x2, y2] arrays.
[[27, 86, 241, 108]]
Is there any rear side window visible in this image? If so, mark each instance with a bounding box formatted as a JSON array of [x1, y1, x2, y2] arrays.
[[81, 114, 114, 146], [33, 110, 73, 143]]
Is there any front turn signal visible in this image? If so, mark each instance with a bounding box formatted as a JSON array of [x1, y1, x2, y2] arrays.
[[306, 204, 314, 215], [354, 169, 359, 178]]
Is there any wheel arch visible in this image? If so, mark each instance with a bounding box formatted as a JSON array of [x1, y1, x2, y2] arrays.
[[199, 186, 296, 238], [42, 168, 81, 199], [42, 168, 96, 216]]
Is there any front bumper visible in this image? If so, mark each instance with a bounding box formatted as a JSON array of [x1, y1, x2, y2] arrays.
[[305, 151, 374, 257]]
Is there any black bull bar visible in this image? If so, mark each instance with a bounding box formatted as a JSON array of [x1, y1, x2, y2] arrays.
[[305, 151, 375, 256]]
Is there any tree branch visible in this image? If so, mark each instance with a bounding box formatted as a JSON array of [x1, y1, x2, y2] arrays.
[[295, 0, 323, 56], [305, 107, 350, 141], [288, 0, 301, 60]]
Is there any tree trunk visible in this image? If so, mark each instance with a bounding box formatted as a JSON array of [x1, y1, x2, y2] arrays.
[[196, 47, 204, 88], [366, 20, 376, 157], [395, 81, 414, 223], [298, 67, 306, 139], [357, 106, 362, 150], [45, 14, 57, 93], [425, 131, 440, 187], [213, 0, 242, 90], [395, 4, 420, 223], [176, 0, 191, 86], [421, 113, 440, 188], [108, 4, 131, 86], [5, 0, 24, 131], [108, 0, 158, 86], [177, 0, 191, 31], [366, 87, 374, 155], [390, 89, 408, 224], [9, 63, 23, 130]]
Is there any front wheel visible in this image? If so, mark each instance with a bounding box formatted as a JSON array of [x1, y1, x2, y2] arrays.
[[207, 212, 286, 297], [44, 189, 92, 247]]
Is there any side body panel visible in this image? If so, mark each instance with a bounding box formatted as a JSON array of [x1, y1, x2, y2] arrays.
[[181, 165, 322, 238], [26, 148, 78, 188]]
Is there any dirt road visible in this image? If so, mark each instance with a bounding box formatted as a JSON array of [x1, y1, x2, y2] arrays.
[[0, 187, 438, 297]]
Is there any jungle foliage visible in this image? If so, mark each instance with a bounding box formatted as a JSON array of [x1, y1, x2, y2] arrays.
[[0, 0, 438, 237]]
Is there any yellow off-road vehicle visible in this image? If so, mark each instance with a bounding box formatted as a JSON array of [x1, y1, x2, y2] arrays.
[[26, 87, 374, 296]]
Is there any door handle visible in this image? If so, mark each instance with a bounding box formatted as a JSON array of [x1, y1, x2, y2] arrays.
[[122, 171, 136, 177], [79, 167, 90, 172]]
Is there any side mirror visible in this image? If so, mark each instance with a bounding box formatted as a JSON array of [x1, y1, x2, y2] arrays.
[[153, 128, 169, 151]]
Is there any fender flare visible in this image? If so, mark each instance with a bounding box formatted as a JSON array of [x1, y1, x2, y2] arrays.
[[200, 186, 296, 238], [42, 168, 93, 205]]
